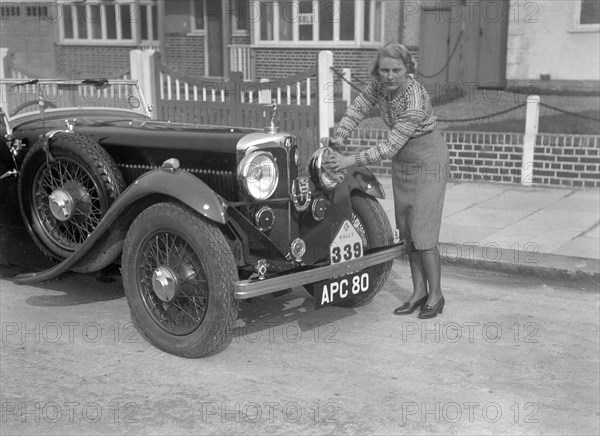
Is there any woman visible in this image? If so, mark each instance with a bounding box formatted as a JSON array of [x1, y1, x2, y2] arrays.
[[323, 42, 449, 319]]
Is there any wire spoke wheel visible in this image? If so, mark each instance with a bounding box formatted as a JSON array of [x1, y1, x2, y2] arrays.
[[351, 211, 369, 249], [18, 133, 124, 260], [138, 231, 209, 336], [123, 202, 238, 358], [32, 157, 104, 251]]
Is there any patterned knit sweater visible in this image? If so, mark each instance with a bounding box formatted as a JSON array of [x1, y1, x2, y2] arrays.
[[335, 78, 436, 166]]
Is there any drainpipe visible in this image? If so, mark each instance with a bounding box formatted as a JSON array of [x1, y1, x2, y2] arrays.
[[133, 0, 141, 46], [157, 0, 166, 56], [223, 0, 232, 80], [399, 0, 404, 42]]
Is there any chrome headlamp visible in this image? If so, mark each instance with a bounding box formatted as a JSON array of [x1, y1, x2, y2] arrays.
[[238, 151, 279, 200], [309, 147, 343, 190]]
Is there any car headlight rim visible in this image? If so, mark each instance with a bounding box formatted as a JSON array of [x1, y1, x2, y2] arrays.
[[238, 151, 279, 200], [309, 147, 341, 190]]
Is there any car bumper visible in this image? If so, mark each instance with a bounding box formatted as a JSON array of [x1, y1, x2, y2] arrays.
[[233, 242, 407, 299]]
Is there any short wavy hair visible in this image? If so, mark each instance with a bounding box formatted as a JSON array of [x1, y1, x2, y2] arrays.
[[370, 42, 417, 79]]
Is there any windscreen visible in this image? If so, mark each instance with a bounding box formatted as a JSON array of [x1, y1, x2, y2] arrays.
[[0, 79, 151, 120]]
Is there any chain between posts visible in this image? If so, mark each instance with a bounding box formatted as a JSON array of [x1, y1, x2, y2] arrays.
[[330, 66, 599, 124], [330, 67, 364, 93], [436, 104, 526, 123], [538, 102, 600, 121]]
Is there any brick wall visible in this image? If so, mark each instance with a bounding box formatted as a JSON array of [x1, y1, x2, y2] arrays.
[[340, 130, 600, 189], [254, 47, 418, 84], [1, 15, 56, 76], [254, 48, 378, 82], [231, 35, 251, 45], [56, 46, 131, 78], [254, 49, 319, 80], [535, 134, 600, 188], [164, 35, 205, 78]]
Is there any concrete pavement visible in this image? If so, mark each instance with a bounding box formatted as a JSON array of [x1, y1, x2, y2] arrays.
[[2, 262, 599, 435], [377, 177, 600, 280]]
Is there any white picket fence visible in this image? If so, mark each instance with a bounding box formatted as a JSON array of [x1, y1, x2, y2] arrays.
[[130, 49, 335, 139], [0, 46, 543, 186]]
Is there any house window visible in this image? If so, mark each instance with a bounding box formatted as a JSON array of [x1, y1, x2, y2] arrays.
[[140, 3, 159, 41], [191, 0, 248, 34], [233, 0, 250, 33], [363, 0, 382, 42], [1, 3, 52, 20], [58, 1, 158, 45], [191, 0, 205, 31], [573, 0, 600, 31], [255, 0, 383, 44], [339, 0, 355, 41], [0, 4, 21, 19]]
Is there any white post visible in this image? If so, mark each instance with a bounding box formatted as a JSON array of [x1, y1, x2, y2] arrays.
[[342, 67, 352, 108], [0, 48, 9, 79], [318, 50, 335, 139], [258, 78, 271, 104], [521, 95, 540, 186], [140, 50, 156, 110], [130, 50, 142, 80], [130, 49, 157, 119]]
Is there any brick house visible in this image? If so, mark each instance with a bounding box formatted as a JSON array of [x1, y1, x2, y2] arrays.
[[0, 0, 402, 81], [159, 0, 402, 82], [1, 1, 598, 88]]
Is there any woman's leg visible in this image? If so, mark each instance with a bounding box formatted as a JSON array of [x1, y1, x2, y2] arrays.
[[408, 244, 428, 302], [420, 246, 443, 305]]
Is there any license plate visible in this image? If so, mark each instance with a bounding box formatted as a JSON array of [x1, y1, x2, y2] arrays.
[[313, 220, 367, 309], [314, 271, 370, 309]]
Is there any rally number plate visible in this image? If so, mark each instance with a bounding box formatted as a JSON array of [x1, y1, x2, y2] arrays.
[[330, 219, 363, 265], [314, 271, 370, 309]]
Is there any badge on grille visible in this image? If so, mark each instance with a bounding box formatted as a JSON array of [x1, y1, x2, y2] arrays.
[[291, 177, 311, 212]]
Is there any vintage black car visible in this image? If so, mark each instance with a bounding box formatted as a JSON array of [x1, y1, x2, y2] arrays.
[[0, 78, 404, 357]]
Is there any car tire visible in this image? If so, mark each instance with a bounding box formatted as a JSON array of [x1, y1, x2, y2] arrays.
[[122, 202, 238, 358], [333, 191, 394, 307], [305, 191, 394, 306], [18, 132, 125, 260]]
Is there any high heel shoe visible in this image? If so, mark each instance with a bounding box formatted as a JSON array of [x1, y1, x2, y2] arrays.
[[418, 297, 445, 319], [393, 295, 428, 315]]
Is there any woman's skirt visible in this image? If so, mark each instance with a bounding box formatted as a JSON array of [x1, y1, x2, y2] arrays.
[[391, 129, 449, 250]]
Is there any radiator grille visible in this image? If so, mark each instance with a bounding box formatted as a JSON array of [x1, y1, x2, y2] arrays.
[[118, 164, 239, 201]]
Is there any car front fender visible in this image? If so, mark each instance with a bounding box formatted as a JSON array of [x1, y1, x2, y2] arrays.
[[344, 166, 386, 199], [14, 168, 228, 284], [123, 167, 228, 224]]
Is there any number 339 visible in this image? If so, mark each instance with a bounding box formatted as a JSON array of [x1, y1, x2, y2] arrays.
[[331, 242, 362, 263]]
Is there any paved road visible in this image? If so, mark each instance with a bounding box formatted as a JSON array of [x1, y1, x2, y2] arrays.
[[1, 262, 598, 435]]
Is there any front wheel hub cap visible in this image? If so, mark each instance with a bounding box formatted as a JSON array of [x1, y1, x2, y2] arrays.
[[152, 266, 179, 302], [48, 189, 75, 221]]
